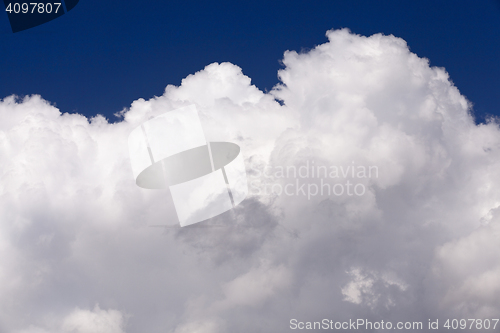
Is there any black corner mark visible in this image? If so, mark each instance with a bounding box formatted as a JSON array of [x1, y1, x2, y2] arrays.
[[3, 0, 79, 33]]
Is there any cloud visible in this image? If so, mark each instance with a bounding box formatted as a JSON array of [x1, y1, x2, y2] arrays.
[[13, 305, 126, 333], [1, 28, 500, 332], [341, 267, 408, 309], [433, 206, 500, 317], [60, 305, 126, 333], [220, 260, 292, 308]]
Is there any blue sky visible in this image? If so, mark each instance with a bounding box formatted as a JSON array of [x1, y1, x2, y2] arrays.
[[1, 0, 499, 122]]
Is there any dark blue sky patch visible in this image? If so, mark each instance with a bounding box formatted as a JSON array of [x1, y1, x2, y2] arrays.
[[0, 0, 498, 123]]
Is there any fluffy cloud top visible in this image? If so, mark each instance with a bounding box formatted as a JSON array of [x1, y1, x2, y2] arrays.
[[1, 29, 499, 332]]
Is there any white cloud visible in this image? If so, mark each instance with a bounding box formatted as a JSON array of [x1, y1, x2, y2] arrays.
[[61, 305, 126, 333], [341, 268, 376, 306], [341, 268, 408, 309], [221, 261, 292, 307], [433, 206, 500, 317], [1, 28, 500, 332], [13, 305, 126, 333]]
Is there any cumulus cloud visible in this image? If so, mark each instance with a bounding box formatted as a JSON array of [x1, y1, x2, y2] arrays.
[[1, 28, 500, 332], [14, 305, 126, 333]]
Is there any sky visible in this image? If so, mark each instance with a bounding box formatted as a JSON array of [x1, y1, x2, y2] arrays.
[[0, 0, 499, 122], [1, 1, 500, 333]]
